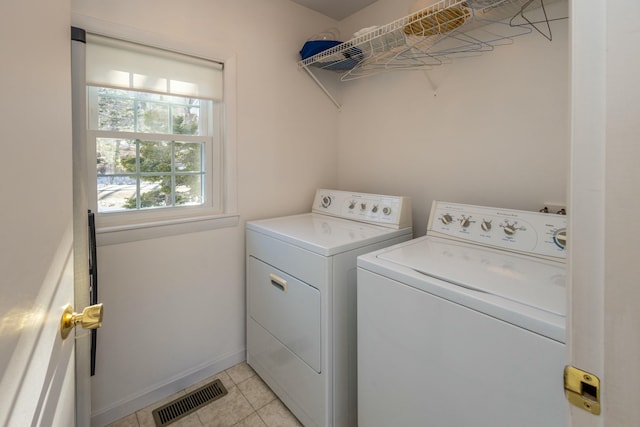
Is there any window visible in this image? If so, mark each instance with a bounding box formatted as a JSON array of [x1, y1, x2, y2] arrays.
[[85, 34, 236, 240], [91, 88, 211, 212]]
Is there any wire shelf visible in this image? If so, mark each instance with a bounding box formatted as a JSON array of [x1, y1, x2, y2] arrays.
[[298, 0, 564, 81]]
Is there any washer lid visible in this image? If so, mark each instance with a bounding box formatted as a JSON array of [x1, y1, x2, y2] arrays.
[[377, 237, 566, 316], [247, 213, 412, 256]]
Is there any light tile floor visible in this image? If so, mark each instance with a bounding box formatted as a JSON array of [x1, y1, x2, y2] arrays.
[[106, 362, 302, 427]]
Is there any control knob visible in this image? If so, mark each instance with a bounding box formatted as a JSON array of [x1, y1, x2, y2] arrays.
[[382, 207, 392, 215], [371, 205, 379, 213], [553, 228, 567, 249], [502, 221, 522, 236], [321, 196, 332, 208], [441, 214, 453, 225], [460, 216, 471, 228], [348, 201, 356, 210], [481, 220, 492, 232], [360, 202, 367, 211]]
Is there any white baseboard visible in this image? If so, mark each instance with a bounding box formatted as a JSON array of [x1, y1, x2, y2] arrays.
[[91, 349, 246, 427]]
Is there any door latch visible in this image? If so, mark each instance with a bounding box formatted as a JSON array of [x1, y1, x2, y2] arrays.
[[60, 303, 103, 340], [564, 365, 601, 415]]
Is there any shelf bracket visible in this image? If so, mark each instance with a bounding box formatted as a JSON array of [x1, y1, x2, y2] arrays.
[[302, 66, 342, 110]]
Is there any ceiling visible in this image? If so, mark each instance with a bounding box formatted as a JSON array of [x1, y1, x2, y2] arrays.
[[290, 0, 379, 20]]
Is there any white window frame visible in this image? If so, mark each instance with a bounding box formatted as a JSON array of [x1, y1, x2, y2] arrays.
[[87, 89, 220, 215], [79, 29, 238, 245]]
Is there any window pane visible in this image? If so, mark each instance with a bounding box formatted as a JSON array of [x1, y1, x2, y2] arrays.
[[97, 138, 136, 174], [175, 142, 203, 172], [92, 87, 208, 135], [172, 103, 200, 135], [97, 175, 136, 212], [98, 91, 135, 131], [137, 101, 169, 133], [140, 176, 171, 208], [139, 141, 171, 173], [176, 174, 203, 206]]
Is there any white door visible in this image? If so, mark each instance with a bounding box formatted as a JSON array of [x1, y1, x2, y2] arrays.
[[0, 231, 76, 426], [569, 0, 640, 425], [0, 2, 92, 426]]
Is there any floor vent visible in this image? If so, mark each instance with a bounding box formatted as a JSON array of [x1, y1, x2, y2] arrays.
[[152, 379, 228, 426]]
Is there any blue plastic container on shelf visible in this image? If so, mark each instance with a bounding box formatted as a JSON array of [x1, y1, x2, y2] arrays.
[[299, 40, 343, 60], [299, 40, 363, 71]]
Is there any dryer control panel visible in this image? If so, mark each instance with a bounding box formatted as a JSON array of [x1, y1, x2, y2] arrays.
[[427, 201, 567, 261], [313, 189, 412, 230]]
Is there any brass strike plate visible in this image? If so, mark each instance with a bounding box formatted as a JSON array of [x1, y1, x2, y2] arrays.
[[564, 365, 601, 415]]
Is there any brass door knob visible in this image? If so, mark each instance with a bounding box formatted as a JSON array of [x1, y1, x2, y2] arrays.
[[60, 303, 103, 340]]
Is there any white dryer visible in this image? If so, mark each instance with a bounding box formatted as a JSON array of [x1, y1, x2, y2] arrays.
[[246, 189, 412, 427], [357, 201, 567, 427]]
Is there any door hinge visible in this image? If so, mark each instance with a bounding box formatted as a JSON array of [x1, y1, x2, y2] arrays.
[[564, 365, 601, 415]]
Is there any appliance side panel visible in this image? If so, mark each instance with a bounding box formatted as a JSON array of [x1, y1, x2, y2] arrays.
[[331, 233, 412, 427]]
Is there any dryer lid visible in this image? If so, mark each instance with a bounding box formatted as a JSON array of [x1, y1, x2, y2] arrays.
[[377, 237, 566, 316]]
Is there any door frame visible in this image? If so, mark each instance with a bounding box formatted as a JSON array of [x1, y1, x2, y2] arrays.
[[568, 0, 640, 425]]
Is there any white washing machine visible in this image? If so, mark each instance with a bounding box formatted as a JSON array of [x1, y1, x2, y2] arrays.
[[246, 189, 412, 427], [357, 201, 567, 427]]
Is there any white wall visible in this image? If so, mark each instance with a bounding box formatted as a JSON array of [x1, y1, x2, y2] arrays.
[[69, 0, 341, 424], [336, 0, 569, 235]]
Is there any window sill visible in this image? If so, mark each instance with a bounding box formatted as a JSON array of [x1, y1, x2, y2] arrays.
[[96, 213, 239, 246]]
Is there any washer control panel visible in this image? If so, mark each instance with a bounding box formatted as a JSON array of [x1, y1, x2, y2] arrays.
[[312, 189, 412, 229], [428, 201, 567, 261]]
